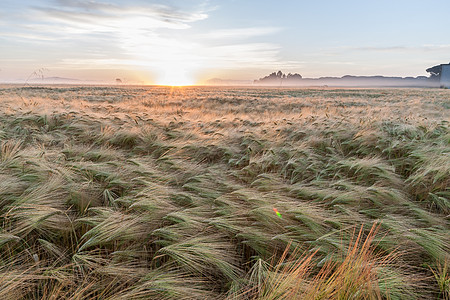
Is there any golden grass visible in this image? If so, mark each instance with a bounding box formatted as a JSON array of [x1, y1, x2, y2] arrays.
[[244, 223, 398, 300], [0, 85, 448, 299]]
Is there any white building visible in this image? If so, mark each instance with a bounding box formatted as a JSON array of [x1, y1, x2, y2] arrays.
[[441, 64, 450, 88]]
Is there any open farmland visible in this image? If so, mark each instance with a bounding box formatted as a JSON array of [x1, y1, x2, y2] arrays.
[[0, 85, 449, 299]]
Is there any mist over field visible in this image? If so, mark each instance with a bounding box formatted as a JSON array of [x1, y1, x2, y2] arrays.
[[0, 85, 448, 299]]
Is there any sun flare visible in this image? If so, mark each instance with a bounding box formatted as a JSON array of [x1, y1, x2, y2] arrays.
[[155, 64, 196, 86], [157, 72, 195, 86]]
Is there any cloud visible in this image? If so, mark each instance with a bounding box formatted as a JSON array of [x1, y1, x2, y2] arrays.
[[197, 27, 282, 40], [0, 31, 58, 42], [421, 44, 450, 51], [346, 44, 450, 53], [32, 1, 208, 31], [51, 0, 208, 23], [353, 46, 408, 52]]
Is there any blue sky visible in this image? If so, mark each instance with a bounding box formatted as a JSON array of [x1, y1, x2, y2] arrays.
[[1, 0, 449, 84]]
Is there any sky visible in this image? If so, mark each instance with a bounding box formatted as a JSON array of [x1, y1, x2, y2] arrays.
[[1, 0, 450, 85]]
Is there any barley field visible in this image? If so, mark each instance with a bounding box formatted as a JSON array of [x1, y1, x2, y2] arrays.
[[0, 85, 448, 299]]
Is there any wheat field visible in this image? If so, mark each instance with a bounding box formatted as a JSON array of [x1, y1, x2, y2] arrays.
[[0, 85, 448, 299]]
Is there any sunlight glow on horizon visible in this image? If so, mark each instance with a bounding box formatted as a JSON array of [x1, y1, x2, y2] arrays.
[[134, 53, 199, 86], [156, 68, 196, 86]]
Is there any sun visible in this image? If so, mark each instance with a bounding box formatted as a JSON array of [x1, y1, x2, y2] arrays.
[[156, 66, 196, 86]]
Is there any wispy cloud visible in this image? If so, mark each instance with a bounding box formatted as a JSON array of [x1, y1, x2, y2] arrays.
[[31, 1, 208, 32], [353, 46, 407, 52], [420, 44, 450, 52], [345, 44, 450, 53], [197, 27, 282, 40]]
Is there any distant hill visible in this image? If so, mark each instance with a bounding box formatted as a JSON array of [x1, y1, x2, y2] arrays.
[[31, 77, 83, 83], [26, 76, 107, 84], [252, 71, 438, 87], [1, 76, 112, 85], [205, 78, 254, 86], [207, 71, 439, 88]]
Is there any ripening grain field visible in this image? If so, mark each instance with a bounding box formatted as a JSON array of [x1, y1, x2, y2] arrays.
[[0, 85, 448, 299]]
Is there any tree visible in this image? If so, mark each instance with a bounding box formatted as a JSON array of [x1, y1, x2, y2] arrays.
[[256, 71, 303, 84], [287, 73, 302, 79]]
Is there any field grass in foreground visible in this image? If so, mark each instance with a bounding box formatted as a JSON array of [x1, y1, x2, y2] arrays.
[[0, 85, 448, 299]]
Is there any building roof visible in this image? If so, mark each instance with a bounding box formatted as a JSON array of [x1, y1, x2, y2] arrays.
[[426, 63, 450, 75]]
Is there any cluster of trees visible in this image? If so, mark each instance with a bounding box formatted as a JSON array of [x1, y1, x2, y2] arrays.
[[256, 70, 302, 83]]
